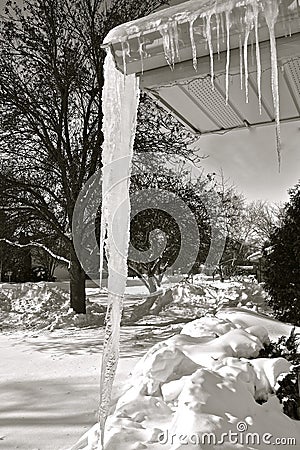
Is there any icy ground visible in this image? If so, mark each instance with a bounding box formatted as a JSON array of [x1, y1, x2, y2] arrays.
[[0, 332, 138, 450], [0, 278, 299, 449], [0, 282, 141, 450]]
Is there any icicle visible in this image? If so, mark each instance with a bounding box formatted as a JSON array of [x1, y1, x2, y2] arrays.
[[121, 41, 127, 76], [225, 10, 231, 104], [216, 12, 220, 58], [243, 24, 250, 103], [172, 20, 180, 60], [161, 20, 182, 69], [263, 0, 281, 169], [169, 23, 176, 68], [99, 50, 140, 447], [243, 6, 254, 104], [220, 11, 225, 43], [288, 17, 292, 36], [137, 35, 144, 74], [206, 13, 214, 89], [239, 34, 243, 90], [160, 26, 172, 68], [250, 34, 254, 66], [189, 18, 197, 71], [253, 2, 262, 114]]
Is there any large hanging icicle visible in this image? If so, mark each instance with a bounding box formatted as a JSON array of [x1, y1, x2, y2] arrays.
[[189, 17, 197, 71], [239, 34, 243, 90], [98, 50, 139, 448], [263, 0, 281, 169], [253, 2, 262, 114], [243, 5, 254, 104], [225, 10, 231, 104], [205, 12, 214, 88]]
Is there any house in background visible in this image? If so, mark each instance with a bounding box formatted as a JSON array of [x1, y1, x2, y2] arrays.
[[247, 250, 265, 282]]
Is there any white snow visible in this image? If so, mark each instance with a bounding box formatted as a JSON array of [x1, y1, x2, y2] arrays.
[[1, 279, 299, 449], [0, 331, 138, 450], [70, 302, 300, 449], [216, 307, 299, 341], [0, 283, 106, 331]]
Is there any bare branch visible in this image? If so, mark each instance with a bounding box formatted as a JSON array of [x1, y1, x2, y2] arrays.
[[0, 238, 70, 266]]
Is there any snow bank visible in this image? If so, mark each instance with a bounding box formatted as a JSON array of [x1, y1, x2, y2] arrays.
[[156, 278, 271, 323], [0, 283, 106, 331], [70, 311, 300, 450], [217, 307, 300, 341]]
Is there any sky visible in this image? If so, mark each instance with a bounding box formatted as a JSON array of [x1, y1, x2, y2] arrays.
[[198, 120, 300, 204]]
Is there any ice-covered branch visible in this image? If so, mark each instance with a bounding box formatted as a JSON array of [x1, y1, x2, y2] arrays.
[[0, 239, 70, 266]]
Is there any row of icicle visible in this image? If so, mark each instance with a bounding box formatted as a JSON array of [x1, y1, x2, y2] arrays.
[[118, 0, 300, 168]]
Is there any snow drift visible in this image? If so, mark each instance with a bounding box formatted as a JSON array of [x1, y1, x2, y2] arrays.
[[0, 283, 106, 331], [69, 309, 300, 449]]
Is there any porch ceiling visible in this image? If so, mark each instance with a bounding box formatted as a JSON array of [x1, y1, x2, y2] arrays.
[[140, 33, 300, 134]]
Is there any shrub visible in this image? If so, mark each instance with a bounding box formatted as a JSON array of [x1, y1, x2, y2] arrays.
[[259, 328, 300, 420], [264, 182, 300, 325]]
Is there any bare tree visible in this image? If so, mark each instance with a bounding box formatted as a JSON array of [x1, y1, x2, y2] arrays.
[[0, 0, 169, 312], [209, 172, 281, 277]]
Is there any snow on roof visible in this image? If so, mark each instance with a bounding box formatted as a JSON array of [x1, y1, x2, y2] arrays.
[[104, 0, 299, 45]]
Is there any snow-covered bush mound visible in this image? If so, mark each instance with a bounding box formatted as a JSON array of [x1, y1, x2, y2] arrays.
[[0, 283, 105, 331], [129, 278, 271, 328], [151, 278, 271, 323], [70, 311, 300, 450]]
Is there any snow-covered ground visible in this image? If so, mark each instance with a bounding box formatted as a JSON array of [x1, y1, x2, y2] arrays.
[[0, 331, 138, 450], [0, 279, 299, 449]]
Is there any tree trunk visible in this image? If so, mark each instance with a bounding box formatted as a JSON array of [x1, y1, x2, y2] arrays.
[[69, 251, 86, 314], [148, 276, 158, 293]]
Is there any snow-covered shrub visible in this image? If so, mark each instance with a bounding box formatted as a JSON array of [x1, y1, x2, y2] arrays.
[[259, 327, 300, 364], [264, 182, 300, 326], [259, 327, 300, 419], [275, 366, 300, 420]]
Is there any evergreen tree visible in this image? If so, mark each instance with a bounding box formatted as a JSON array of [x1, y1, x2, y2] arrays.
[[264, 181, 300, 325]]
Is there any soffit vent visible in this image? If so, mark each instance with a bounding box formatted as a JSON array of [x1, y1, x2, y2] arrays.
[[285, 57, 300, 94], [281, 57, 300, 115], [185, 77, 244, 129]]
